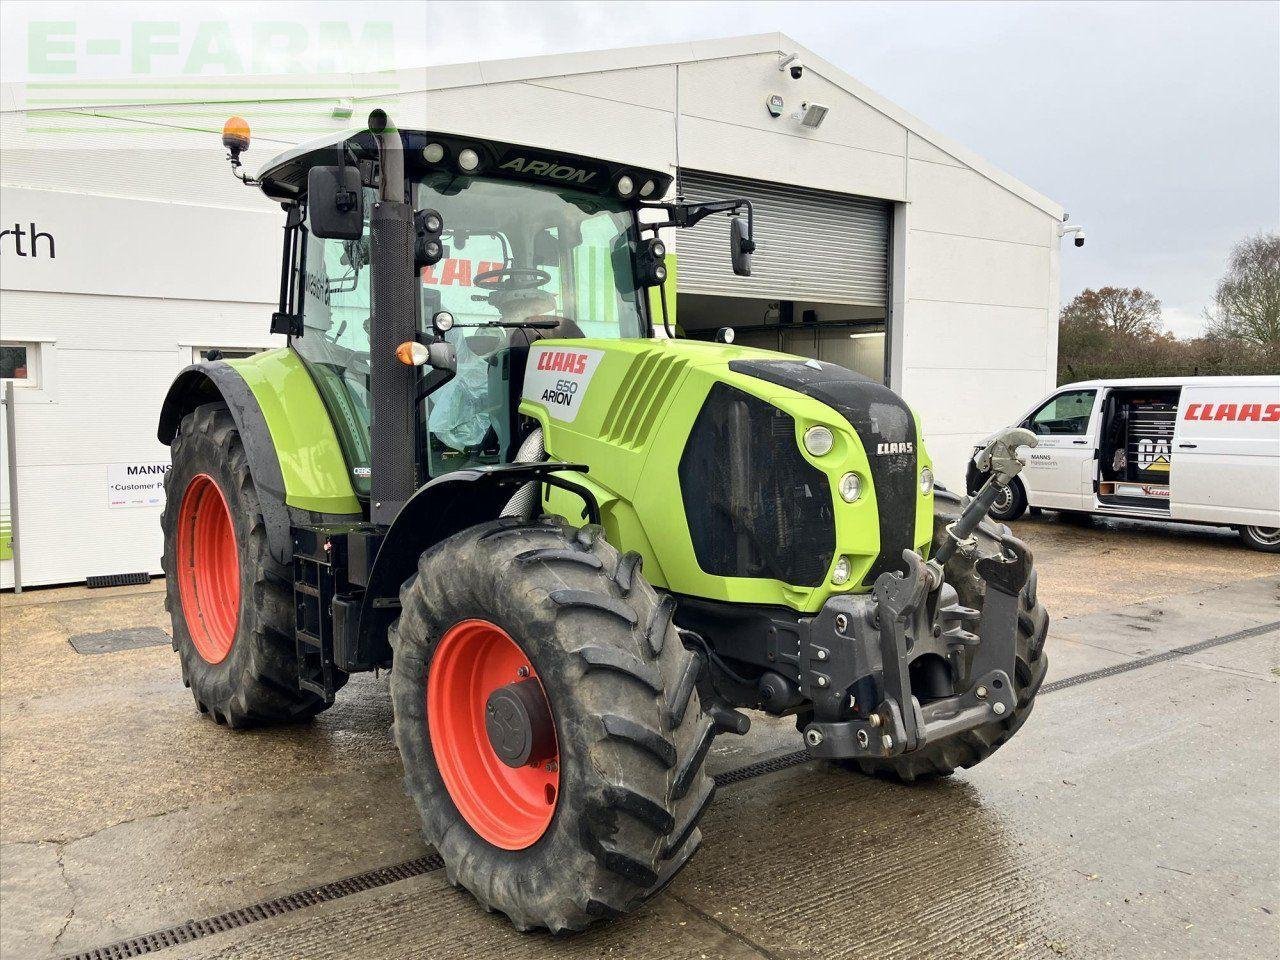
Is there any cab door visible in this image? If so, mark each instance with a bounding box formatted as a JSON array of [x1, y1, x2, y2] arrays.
[[1020, 388, 1100, 510]]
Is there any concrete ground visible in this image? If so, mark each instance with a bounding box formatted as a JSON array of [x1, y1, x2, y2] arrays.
[[2, 513, 1277, 960]]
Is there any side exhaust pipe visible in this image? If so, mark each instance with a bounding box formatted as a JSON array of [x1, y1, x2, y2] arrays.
[[367, 109, 419, 524]]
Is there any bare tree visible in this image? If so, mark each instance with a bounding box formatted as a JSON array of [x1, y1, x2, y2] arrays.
[[1204, 233, 1280, 349], [1060, 287, 1163, 339]]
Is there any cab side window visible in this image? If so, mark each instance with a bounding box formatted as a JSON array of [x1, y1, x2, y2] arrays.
[[1027, 390, 1096, 436]]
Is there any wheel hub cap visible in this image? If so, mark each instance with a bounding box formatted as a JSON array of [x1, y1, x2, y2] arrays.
[[485, 679, 556, 768]]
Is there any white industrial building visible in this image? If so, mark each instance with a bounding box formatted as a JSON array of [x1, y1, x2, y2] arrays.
[[0, 32, 1068, 588]]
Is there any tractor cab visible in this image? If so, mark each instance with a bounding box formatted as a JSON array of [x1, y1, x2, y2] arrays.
[[246, 116, 747, 502]]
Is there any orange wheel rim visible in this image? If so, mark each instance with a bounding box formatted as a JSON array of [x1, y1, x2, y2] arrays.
[[427, 619, 559, 849], [176, 474, 240, 664]]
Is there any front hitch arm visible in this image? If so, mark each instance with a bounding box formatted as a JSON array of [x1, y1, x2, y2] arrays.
[[935, 427, 1038, 566]]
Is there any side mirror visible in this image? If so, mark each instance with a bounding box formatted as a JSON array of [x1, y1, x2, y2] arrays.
[[307, 165, 363, 240], [730, 216, 754, 277]]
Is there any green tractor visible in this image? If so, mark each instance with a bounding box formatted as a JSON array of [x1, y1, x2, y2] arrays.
[[159, 110, 1048, 932]]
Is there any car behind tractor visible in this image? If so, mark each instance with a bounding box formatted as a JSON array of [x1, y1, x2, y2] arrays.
[[157, 110, 1049, 932]]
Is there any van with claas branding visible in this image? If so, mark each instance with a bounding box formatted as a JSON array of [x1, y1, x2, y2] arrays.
[[968, 376, 1280, 551]]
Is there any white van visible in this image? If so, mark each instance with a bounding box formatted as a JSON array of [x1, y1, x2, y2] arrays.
[[968, 376, 1280, 551]]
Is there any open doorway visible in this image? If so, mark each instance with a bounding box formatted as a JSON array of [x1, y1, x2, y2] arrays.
[[679, 294, 887, 383], [672, 170, 891, 383]]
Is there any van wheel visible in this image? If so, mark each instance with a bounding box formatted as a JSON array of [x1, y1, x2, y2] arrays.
[[987, 480, 1027, 522], [1239, 525, 1280, 553]]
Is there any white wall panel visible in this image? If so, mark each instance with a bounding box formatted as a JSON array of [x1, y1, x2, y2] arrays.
[[0, 186, 279, 302], [905, 230, 1051, 309], [901, 366, 1052, 489], [680, 115, 907, 201], [902, 301, 1049, 371], [907, 132, 963, 168], [0, 114, 296, 210], [680, 55, 908, 158], [529, 65, 677, 111], [908, 158, 1055, 247], [0, 291, 279, 353]]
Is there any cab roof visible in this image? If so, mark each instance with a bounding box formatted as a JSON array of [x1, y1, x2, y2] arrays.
[[256, 128, 673, 204]]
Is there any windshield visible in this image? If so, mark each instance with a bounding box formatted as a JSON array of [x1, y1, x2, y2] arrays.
[[414, 173, 647, 468], [294, 174, 649, 495]]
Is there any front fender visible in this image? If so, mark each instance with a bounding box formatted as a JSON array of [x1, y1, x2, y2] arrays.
[[353, 463, 591, 667]]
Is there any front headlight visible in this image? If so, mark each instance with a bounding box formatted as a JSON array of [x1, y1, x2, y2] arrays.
[[831, 556, 852, 585], [919, 466, 935, 495], [803, 425, 834, 457], [838, 472, 862, 503]]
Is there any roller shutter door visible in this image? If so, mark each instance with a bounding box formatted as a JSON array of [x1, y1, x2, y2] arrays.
[[675, 170, 890, 306]]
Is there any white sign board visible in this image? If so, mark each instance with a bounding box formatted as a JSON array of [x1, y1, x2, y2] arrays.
[[521, 346, 605, 423], [107, 462, 170, 509], [0, 186, 278, 302]]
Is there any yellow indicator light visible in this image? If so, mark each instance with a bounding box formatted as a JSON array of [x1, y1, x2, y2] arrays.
[[396, 341, 428, 366], [222, 116, 251, 154]]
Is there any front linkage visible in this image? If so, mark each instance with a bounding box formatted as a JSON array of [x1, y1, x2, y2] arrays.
[[801, 428, 1039, 761]]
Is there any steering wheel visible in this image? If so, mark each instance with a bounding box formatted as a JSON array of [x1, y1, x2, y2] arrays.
[[473, 266, 551, 291]]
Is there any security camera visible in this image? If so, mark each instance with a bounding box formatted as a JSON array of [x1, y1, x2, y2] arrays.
[[1059, 223, 1086, 248], [778, 53, 804, 80]]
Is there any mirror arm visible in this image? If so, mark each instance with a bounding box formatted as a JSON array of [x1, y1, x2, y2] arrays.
[[645, 197, 753, 241]]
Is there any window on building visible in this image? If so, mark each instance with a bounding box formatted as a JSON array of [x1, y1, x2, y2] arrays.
[[1, 343, 38, 387], [190, 347, 267, 364]]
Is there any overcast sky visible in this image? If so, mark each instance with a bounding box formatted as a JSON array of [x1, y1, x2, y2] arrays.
[[4, 1, 1277, 336]]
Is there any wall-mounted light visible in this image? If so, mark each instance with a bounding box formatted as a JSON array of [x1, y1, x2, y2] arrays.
[[793, 102, 829, 129], [331, 99, 354, 119]]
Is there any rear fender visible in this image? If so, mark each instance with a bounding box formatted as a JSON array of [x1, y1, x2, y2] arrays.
[[158, 361, 296, 565], [158, 351, 363, 563]]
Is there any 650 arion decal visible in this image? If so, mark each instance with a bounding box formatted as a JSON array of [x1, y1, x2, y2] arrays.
[[522, 346, 605, 422]]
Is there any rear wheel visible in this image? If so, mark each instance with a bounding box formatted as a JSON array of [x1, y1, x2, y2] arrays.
[[390, 517, 715, 932], [847, 489, 1049, 782], [1239, 525, 1280, 553], [162, 403, 343, 727]]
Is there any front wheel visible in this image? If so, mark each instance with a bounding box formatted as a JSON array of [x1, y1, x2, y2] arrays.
[[390, 517, 715, 932], [1239, 525, 1280, 553]]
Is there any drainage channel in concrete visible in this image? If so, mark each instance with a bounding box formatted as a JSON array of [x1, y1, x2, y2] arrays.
[[57, 618, 1280, 960]]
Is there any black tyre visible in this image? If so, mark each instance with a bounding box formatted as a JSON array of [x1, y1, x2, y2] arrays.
[[389, 516, 715, 933], [850, 489, 1049, 782], [162, 402, 343, 727], [987, 478, 1028, 522], [1239, 525, 1280, 553]]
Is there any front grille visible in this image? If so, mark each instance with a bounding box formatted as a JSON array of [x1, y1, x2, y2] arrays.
[[678, 383, 835, 586], [729, 359, 919, 587]]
